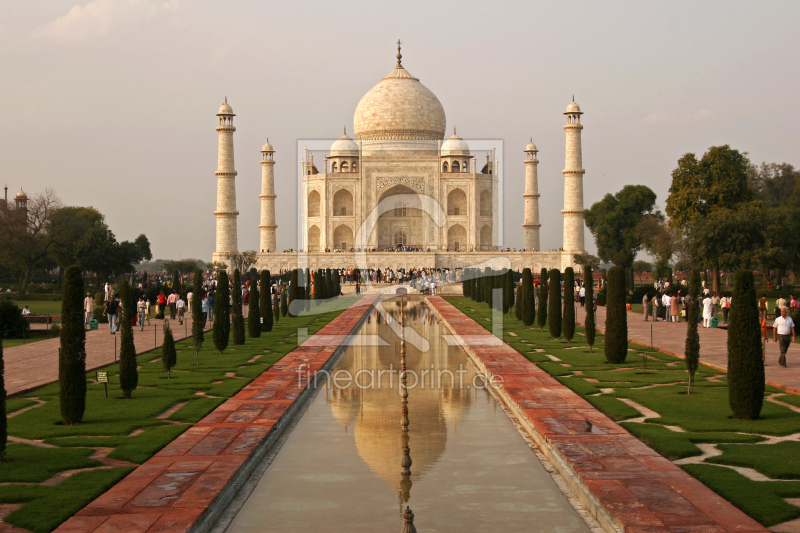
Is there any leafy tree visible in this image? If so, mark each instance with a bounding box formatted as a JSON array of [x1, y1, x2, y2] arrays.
[[504, 270, 515, 316], [572, 252, 600, 273], [213, 271, 230, 354], [223, 251, 258, 274], [162, 320, 176, 378], [633, 260, 652, 282], [538, 268, 548, 332], [248, 276, 261, 338], [118, 280, 138, 399], [260, 271, 273, 332], [172, 270, 181, 293], [521, 269, 534, 326], [685, 270, 701, 394], [637, 214, 676, 268], [727, 270, 764, 419], [231, 269, 245, 345], [59, 265, 86, 422], [563, 267, 575, 342], [748, 162, 799, 209], [191, 269, 204, 366], [584, 185, 658, 269], [163, 259, 200, 276], [585, 267, 596, 352], [548, 269, 562, 339], [605, 266, 628, 364]]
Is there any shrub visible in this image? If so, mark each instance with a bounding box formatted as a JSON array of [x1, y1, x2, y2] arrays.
[[247, 276, 261, 338], [563, 267, 575, 342], [231, 270, 245, 345], [521, 269, 534, 326], [162, 320, 176, 378], [728, 270, 764, 419], [49, 324, 61, 337], [273, 291, 280, 324], [213, 271, 230, 354], [504, 270, 515, 316], [685, 270, 701, 394], [281, 285, 288, 317], [605, 266, 628, 363], [549, 269, 562, 339], [117, 280, 138, 399], [585, 267, 596, 352], [59, 266, 86, 423], [538, 268, 548, 331], [0, 301, 28, 340]]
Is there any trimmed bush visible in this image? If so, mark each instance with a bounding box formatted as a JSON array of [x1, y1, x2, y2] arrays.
[[231, 270, 245, 345], [685, 270, 701, 394], [117, 280, 138, 399], [59, 266, 86, 423], [281, 285, 288, 317], [521, 268, 534, 326], [213, 271, 230, 354], [548, 269, 562, 339], [728, 270, 764, 419], [273, 291, 280, 323], [191, 269, 204, 366], [585, 267, 596, 352], [162, 320, 176, 378], [605, 266, 628, 363], [514, 277, 523, 321], [563, 267, 575, 342], [248, 275, 261, 338], [260, 271, 273, 332], [538, 268, 548, 331], [288, 269, 298, 317], [504, 270, 515, 316]]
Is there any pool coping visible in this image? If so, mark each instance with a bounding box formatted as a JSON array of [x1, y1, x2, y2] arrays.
[[427, 296, 767, 533], [54, 295, 379, 533]]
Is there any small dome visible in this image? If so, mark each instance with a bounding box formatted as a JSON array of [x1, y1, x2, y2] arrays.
[[330, 132, 359, 156], [565, 100, 582, 114], [525, 140, 538, 152], [15, 188, 27, 199], [261, 140, 274, 152], [441, 131, 470, 156], [217, 99, 235, 116]]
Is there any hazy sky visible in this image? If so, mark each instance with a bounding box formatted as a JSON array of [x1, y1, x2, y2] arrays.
[[2, 1, 798, 261]]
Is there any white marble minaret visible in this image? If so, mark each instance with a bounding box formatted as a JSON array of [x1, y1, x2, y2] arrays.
[[523, 139, 541, 250], [213, 98, 239, 265], [561, 98, 585, 253], [259, 140, 277, 253]]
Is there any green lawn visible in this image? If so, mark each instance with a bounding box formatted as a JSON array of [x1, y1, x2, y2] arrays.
[[0, 305, 347, 532], [447, 296, 800, 528], [12, 300, 63, 316]]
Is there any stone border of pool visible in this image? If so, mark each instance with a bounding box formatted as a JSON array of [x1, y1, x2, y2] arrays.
[[427, 296, 767, 533], [54, 296, 378, 533]]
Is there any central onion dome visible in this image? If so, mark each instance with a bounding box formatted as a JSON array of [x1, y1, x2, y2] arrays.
[[353, 49, 446, 143]]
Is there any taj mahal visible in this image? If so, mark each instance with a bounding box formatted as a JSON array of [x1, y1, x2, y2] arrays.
[[212, 43, 587, 273]]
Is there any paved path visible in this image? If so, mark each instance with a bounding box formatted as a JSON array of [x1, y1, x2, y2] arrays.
[[429, 296, 767, 533], [576, 305, 800, 394], [54, 296, 378, 533], [4, 317, 207, 397]]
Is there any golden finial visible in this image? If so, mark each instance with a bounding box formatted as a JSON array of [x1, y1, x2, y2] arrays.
[[225, 96, 228, 104], [453, 126, 457, 136], [344, 126, 347, 136], [396, 39, 402, 66], [572, 94, 575, 102]]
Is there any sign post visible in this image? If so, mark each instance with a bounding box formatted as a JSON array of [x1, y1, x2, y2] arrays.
[[97, 371, 109, 398]]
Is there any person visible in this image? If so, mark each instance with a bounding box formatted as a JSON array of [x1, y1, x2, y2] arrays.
[[759, 294, 769, 322], [201, 294, 209, 327], [144, 298, 152, 325], [776, 295, 788, 318], [773, 306, 796, 367], [579, 284, 586, 307], [137, 296, 147, 331], [104, 282, 109, 301], [702, 293, 713, 328], [176, 296, 185, 325], [84, 292, 94, 329], [792, 295, 799, 309], [187, 290, 193, 313], [642, 292, 650, 321], [207, 292, 215, 322], [356, 280, 361, 295], [167, 290, 179, 319], [157, 291, 167, 319], [104, 297, 118, 334], [662, 292, 670, 321], [761, 315, 769, 365], [670, 291, 680, 323], [721, 294, 730, 323], [712, 292, 720, 318], [652, 291, 661, 322], [22, 306, 31, 316]]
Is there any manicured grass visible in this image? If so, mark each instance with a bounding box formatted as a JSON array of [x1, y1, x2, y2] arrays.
[[2, 336, 52, 348], [446, 296, 800, 528], [0, 305, 347, 532], [12, 300, 62, 316], [6, 398, 37, 413]]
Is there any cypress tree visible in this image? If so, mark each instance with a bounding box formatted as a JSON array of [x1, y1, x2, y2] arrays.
[[162, 320, 177, 378], [191, 269, 204, 366], [728, 270, 764, 419], [563, 267, 575, 343], [514, 280, 523, 321], [484, 268, 493, 307], [261, 270, 273, 332], [504, 270, 515, 315], [605, 266, 628, 364], [327, 269, 334, 299], [685, 269, 701, 394], [281, 285, 288, 317], [248, 275, 261, 338], [333, 269, 341, 297], [273, 291, 281, 323], [213, 271, 230, 354], [463, 270, 470, 297], [538, 268, 548, 331], [585, 267, 596, 352], [59, 265, 87, 423], [231, 269, 245, 345], [549, 269, 562, 339], [118, 280, 138, 399], [305, 269, 312, 312], [173, 270, 181, 293], [521, 268, 535, 326], [0, 331, 6, 457], [474, 274, 483, 303], [288, 269, 298, 317]]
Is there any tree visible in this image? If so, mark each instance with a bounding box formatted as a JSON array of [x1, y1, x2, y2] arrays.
[[0, 330, 6, 458], [213, 271, 230, 354], [605, 266, 628, 364], [162, 320, 177, 378], [573, 253, 600, 273], [633, 260, 652, 282], [248, 275, 261, 338], [685, 270, 701, 394], [59, 265, 86, 422], [521, 269, 534, 326], [260, 270, 273, 332], [288, 269, 299, 317], [281, 286, 288, 317], [563, 267, 575, 342], [504, 270, 515, 317], [548, 269, 562, 339], [223, 251, 258, 274], [585, 267, 596, 352], [538, 268, 548, 332], [118, 280, 138, 399], [191, 269, 204, 366], [273, 291, 281, 324], [0, 301, 28, 340], [727, 270, 764, 419], [584, 185, 658, 269], [163, 259, 199, 277], [637, 214, 676, 268], [231, 269, 245, 345]]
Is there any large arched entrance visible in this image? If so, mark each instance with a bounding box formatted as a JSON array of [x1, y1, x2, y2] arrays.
[[376, 184, 425, 249], [307, 225, 321, 251], [479, 224, 492, 251], [447, 224, 467, 251], [333, 224, 354, 251]]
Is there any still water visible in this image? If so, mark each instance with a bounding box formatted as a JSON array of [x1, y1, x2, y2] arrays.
[[227, 299, 590, 532]]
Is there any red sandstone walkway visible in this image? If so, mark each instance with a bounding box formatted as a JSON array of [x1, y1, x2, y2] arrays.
[[576, 305, 800, 394], [54, 296, 378, 533], [4, 318, 209, 397], [428, 296, 766, 533]]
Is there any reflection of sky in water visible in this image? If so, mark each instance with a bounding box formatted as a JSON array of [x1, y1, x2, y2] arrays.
[[227, 299, 590, 532]]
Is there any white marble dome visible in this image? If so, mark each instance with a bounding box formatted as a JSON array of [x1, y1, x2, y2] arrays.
[[330, 132, 359, 156], [565, 101, 581, 114], [261, 140, 274, 152], [353, 65, 446, 142], [218, 101, 234, 116], [525, 140, 538, 152], [441, 131, 469, 156]]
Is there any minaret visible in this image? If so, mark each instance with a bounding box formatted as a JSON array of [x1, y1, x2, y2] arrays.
[[259, 140, 277, 253], [213, 98, 239, 265], [562, 97, 585, 252], [523, 139, 541, 250]]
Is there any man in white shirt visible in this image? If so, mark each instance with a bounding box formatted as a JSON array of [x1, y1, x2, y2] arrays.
[[21, 306, 31, 316], [176, 297, 186, 325], [662, 293, 671, 321], [702, 295, 713, 328], [773, 307, 796, 367], [84, 292, 94, 328]]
